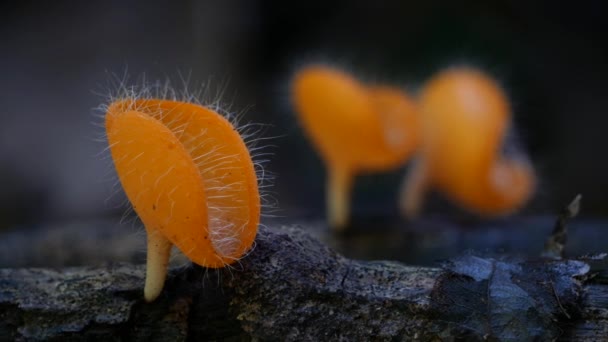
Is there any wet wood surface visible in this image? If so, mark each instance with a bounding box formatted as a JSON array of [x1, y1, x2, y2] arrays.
[[0, 219, 607, 340]]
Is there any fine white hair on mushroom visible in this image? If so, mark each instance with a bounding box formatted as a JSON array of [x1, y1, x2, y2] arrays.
[[94, 71, 277, 267]]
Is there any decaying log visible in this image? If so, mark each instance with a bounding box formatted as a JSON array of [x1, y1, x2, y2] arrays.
[[1, 224, 607, 341], [3, 215, 608, 269]]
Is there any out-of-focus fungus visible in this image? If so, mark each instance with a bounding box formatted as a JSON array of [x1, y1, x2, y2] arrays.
[[292, 65, 419, 230], [400, 67, 535, 217], [106, 98, 259, 302]]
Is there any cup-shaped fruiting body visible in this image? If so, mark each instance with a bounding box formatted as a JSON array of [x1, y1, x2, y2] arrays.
[[105, 99, 259, 302], [400, 67, 535, 217], [292, 65, 419, 230]]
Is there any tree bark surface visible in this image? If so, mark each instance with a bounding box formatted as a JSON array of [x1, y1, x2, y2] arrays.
[[1, 224, 607, 341]]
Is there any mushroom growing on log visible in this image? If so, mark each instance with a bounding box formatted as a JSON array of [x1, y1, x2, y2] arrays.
[[1, 219, 607, 341]]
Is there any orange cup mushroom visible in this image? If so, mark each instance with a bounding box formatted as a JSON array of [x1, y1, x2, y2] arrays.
[[400, 67, 535, 217], [105, 98, 259, 302], [292, 65, 419, 230]]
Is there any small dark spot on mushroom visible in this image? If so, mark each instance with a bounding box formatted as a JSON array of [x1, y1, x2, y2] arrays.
[[152, 204, 156, 210]]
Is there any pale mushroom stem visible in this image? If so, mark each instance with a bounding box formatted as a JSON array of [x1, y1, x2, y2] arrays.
[[327, 166, 353, 231], [399, 158, 430, 218], [144, 230, 173, 302]]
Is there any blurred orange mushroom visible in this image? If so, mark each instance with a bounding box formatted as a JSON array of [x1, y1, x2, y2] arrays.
[[106, 98, 259, 302], [292, 65, 419, 230], [400, 67, 535, 218]]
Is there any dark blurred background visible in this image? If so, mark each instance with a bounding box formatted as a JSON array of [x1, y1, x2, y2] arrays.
[[1, 0, 608, 230]]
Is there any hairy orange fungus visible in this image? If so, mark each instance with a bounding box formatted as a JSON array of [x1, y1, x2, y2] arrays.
[[400, 67, 535, 217], [292, 65, 419, 230], [106, 98, 259, 302]]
